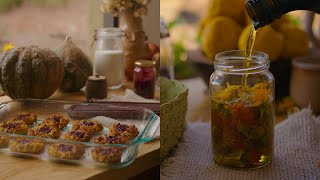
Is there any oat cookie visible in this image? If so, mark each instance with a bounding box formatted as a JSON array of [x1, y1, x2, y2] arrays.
[[72, 120, 103, 134], [13, 113, 37, 125], [0, 120, 28, 135], [94, 135, 129, 144], [91, 147, 122, 163], [0, 136, 9, 147], [109, 123, 139, 140], [48, 143, 85, 160], [28, 123, 60, 139], [62, 130, 91, 142], [9, 138, 45, 154], [43, 115, 69, 129]]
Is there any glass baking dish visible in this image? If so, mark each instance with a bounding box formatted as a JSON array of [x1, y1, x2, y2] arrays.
[[0, 99, 159, 168]]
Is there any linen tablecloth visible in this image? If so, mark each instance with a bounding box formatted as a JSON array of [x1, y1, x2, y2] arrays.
[[161, 108, 320, 179]]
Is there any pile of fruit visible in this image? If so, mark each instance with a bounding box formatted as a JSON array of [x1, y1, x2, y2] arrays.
[[198, 0, 309, 61]]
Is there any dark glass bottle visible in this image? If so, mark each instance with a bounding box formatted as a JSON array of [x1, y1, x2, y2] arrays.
[[246, 0, 320, 29]]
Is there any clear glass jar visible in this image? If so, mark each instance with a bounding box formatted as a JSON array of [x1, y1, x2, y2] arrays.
[[160, 17, 175, 79], [210, 50, 275, 169], [160, 37, 175, 79], [94, 28, 124, 89], [133, 60, 156, 99]]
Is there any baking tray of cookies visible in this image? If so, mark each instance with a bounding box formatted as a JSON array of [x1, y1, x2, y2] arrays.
[[0, 99, 159, 168]]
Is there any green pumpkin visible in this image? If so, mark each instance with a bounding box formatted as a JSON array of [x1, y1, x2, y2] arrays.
[[0, 46, 64, 99]]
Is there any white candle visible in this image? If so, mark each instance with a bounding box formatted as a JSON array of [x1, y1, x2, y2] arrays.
[[94, 50, 124, 89]]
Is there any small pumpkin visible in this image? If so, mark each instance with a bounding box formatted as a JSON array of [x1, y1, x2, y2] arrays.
[[0, 46, 64, 99], [55, 36, 93, 92]]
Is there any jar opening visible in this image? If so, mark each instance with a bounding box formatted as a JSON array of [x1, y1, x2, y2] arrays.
[[214, 50, 269, 75], [293, 56, 320, 70], [95, 28, 124, 38]]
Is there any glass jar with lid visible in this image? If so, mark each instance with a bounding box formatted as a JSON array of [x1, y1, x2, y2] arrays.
[[210, 50, 275, 169], [133, 60, 156, 99], [94, 28, 125, 89]]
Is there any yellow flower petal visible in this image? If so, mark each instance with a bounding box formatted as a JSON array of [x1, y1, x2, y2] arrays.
[[252, 83, 270, 106], [2, 43, 14, 53]]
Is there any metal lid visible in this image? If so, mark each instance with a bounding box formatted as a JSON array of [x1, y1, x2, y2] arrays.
[[135, 60, 156, 68], [88, 74, 106, 81]]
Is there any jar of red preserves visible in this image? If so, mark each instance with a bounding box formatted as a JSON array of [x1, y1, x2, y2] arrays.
[[133, 60, 156, 99]]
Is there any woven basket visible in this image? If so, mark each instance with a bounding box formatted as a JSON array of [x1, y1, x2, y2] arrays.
[[160, 77, 188, 161]]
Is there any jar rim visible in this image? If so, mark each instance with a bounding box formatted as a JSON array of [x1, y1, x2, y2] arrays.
[[293, 56, 320, 70], [95, 28, 125, 37], [214, 50, 270, 74]]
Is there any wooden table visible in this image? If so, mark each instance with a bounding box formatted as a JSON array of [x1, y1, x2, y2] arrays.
[[0, 82, 160, 180]]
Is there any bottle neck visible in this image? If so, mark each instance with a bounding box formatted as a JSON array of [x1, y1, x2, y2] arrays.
[[246, 0, 320, 29]]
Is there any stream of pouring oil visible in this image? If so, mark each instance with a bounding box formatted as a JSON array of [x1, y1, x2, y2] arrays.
[[242, 26, 257, 86]]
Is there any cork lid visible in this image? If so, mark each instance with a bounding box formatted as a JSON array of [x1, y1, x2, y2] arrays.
[[88, 74, 106, 82], [135, 60, 156, 68]]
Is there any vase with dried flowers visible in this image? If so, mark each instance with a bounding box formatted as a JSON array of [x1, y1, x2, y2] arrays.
[[100, 0, 152, 80]]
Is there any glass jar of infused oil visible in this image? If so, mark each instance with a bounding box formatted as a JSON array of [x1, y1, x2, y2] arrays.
[[210, 50, 275, 169]]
